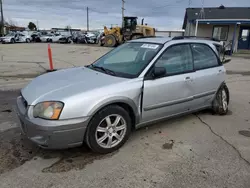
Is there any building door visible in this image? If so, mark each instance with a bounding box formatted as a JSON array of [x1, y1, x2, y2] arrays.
[[238, 27, 250, 50]]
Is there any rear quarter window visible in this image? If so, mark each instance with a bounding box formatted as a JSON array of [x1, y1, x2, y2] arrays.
[[191, 43, 219, 70]]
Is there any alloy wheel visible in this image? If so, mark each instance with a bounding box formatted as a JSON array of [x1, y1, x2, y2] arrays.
[[95, 114, 127, 149]]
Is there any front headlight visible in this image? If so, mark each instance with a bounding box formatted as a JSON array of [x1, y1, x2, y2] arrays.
[[33, 101, 64, 120]]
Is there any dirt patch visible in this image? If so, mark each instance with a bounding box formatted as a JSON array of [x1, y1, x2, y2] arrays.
[[0, 127, 117, 174], [42, 149, 117, 173], [238, 130, 250, 138], [0, 128, 39, 174], [162, 140, 174, 150], [0, 90, 117, 174]]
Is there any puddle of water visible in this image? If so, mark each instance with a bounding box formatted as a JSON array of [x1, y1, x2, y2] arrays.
[[238, 130, 250, 138], [0, 127, 117, 174], [162, 140, 174, 150]]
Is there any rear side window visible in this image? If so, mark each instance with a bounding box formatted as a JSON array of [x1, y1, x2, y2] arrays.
[[191, 44, 219, 70]]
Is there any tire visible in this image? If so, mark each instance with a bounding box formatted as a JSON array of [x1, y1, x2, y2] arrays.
[[26, 38, 30, 43], [104, 35, 117, 47], [11, 38, 15, 44], [46, 38, 50, 43], [85, 105, 132, 153], [212, 83, 230, 115], [50, 39, 53, 43]]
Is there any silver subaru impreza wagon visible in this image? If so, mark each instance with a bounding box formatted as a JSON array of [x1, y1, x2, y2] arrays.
[[16, 37, 230, 153]]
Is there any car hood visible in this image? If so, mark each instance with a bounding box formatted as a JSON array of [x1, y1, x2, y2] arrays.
[[21, 67, 127, 105], [2, 36, 12, 39]]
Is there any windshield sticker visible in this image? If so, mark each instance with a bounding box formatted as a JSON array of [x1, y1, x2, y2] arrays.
[[141, 44, 159, 49]]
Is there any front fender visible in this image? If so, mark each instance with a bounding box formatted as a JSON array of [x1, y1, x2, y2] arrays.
[[87, 96, 140, 123]]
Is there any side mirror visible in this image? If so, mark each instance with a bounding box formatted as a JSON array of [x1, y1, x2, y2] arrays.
[[152, 67, 166, 78]]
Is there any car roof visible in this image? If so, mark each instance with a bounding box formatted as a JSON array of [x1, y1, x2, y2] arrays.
[[129, 37, 172, 44], [129, 36, 222, 46]]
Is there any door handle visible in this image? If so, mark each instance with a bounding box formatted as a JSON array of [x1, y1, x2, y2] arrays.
[[217, 70, 222, 75]]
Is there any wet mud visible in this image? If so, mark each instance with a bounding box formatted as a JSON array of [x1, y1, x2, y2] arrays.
[[239, 130, 250, 138], [162, 140, 175, 150]]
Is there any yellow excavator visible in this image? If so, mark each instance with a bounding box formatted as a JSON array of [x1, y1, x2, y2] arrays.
[[101, 17, 155, 47]]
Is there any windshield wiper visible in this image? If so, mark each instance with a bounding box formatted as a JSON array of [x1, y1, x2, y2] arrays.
[[88, 64, 116, 76]]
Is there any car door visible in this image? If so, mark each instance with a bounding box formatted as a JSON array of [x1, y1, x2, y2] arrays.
[[19, 33, 26, 42], [15, 34, 19, 42], [190, 43, 225, 109], [141, 44, 195, 123]]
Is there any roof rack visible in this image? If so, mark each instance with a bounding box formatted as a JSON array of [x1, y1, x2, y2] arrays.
[[172, 36, 220, 42]]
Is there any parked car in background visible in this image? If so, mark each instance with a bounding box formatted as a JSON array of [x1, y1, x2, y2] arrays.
[[72, 32, 97, 44], [31, 32, 42, 42], [40, 33, 63, 43], [58, 35, 73, 44], [2, 32, 32, 44], [16, 37, 230, 153], [97, 32, 105, 46]]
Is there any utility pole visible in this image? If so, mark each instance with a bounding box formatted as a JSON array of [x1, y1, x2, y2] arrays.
[[0, 0, 4, 35], [188, 0, 191, 7], [36, 20, 39, 31], [87, 7, 89, 31], [122, 0, 125, 27]]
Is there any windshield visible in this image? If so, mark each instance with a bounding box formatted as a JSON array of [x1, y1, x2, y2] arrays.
[[5, 33, 15, 37], [92, 42, 162, 78]]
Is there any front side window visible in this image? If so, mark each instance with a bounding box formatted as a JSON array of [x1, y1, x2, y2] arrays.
[[154, 44, 193, 75], [212, 26, 229, 41], [92, 42, 163, 78], [191, 43, 219, 70]]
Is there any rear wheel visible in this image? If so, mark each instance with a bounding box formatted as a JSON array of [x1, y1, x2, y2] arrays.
[[26, 38, 31, 43], [212, 83, 229, 115], [104, 35, 117, 47], [86, 105, 131, 153]]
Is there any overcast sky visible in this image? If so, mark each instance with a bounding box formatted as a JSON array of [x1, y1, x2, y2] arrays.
[[3, 0, 250, 30]]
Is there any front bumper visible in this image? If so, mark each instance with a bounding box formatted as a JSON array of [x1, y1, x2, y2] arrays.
[[15, 96, 90, 149], [2, 39, 11, 43]]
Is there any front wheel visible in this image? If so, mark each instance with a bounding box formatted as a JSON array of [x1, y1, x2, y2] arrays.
[[86, 105, 131, 153], [11, 38, 15, 44], [26, 38, 31, 43], [212, 83, 230, 115], [104, 35, 117, 47]]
